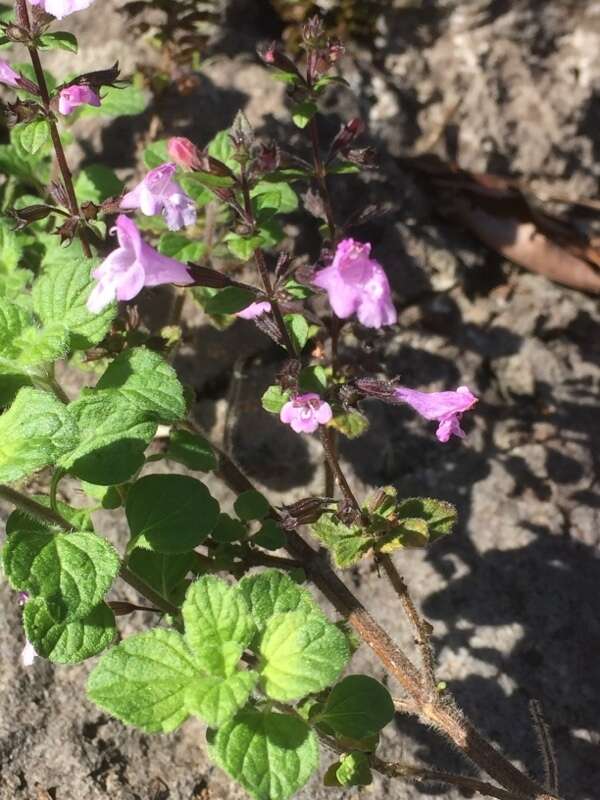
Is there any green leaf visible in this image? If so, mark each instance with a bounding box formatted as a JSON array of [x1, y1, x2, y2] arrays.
[[0, 219, 24, 272], [12, 322, 68, 366], [319, 675, 394, 738], [234, 490, 270, 522], [87, 628, 197, 732], [80, 480, 123, 509], [327, 162, 360, 175], [128, 548, 190, 605], [0, 388, 79, 483], [253, 519, 285, 551], [298, 365, 328, 394], [204, 287, 255, 315], [185, 670, 258, 727], [251, 181, 298, 215], [80, 85, 148, 118], [284, 314, 310, 352], [37, 31, 78, 53], [291, 100, 318, 129], [211, 513, 246, 544], [126, 474, 219, 553], [32, 257, 116, 350], [13, 120, 50, 155], [394, 497, 457, 543], [5, 496, 92, 535], [0, 301, 31, 362], [239, 570, 320, 632], [60, 391, 156, 484], [74, 164, 123, 203], [310, 513, 372, 569], [224, 233, 260, 262], [182, 576, 254, 677], [3, 530, 119, 620], [208, 711, 319, 800], [329, 409, 369, 439], [24, 598, 115, 663], [259, 610, 349, 701], [143, 139, 170, 169], [261, 384, 289, 414], [158, 232, 206, 262], [165, 428, 216, 472], [207, 129, 239, 173], [325, 752, 372, 787], [96, 347, 186, 423]]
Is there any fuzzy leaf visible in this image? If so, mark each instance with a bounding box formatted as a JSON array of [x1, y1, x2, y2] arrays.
[[24, 598, 115, 663], [0, 388, 79, 483], [126, 474, 219, 553], [284, 314, 310, 352], [310, 514, 372, 569], [32, 256, 116, 350], [37, 31, 78, 52], [319, 675, 395, 738], [3, 530, 120, 620], [182, 576, 254, 677], [253, 519, 285, 551], [395, 497, 457, 542], [185, 670, 258, 727], [239, 570, 320, 632], [329, 410, 369, 439], [87, 628, 196, 732], [127, 548, 190, 605], [234, 490, 270, 521], [208, 711, 319, 800], [259, 610, 349, 701], [261, 385, 289, 414]]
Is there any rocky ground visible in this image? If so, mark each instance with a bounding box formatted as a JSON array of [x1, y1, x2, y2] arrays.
[[1, 1, 599, 798]]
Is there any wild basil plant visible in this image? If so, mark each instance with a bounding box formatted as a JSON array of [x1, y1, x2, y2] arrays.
[[0, 4, 559, 800]]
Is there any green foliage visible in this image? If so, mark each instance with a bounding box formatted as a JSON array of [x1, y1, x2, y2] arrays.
[[291, 100, 318, 129], [253, 519, 285, 551], [185, 671, 258, 728], [37, 31, 78, 53], [80, 85, 149, 117], [3, 529, 120, 620], [208, 711, 319, 800], [211, 513, 246, 544], [127, 548, 190, 605], [284, 314, 310, 352], [24, 597, 116, 663], [234, 490, 270, 521], [32, 256, 116, 350], [13, 120, 51, 156], [143, 139, 169, 169], [182, 576, 254, 677], [261, 384, 290, 414], [239, 570, 320, 631], [126, 474, 219, 553], [298, 365, 328, 395], [311, 488, 457, 567], [74, 165, 123, 203], [258, 610, 349, 701], [329, 409, 370, 439], [204, 287, 255, 315], [318, 675, 394, 738], [0, 388, 79, 483], [158, 232, 206, 262], [324, 752, 372, 787], [165, 428, 216, 471]]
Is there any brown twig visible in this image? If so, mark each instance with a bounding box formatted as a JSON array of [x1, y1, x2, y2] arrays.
[[379, 553, 438, 696], [529, 700, 559, 795]]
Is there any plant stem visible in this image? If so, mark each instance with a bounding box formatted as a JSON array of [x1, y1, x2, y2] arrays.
[[15, 0, 91, 258], [319, 426, 361, 515], [308, 116, 336, 241], [379, 553, 438, 696]]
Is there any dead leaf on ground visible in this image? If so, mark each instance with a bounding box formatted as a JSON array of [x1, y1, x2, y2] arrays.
[[402, 155, 600, 294]]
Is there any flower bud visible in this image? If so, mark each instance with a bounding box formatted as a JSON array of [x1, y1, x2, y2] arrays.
[[167, 136, 201, 171], [355, 378, 400, 403]]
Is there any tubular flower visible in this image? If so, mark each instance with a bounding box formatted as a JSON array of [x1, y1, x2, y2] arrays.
[[87, 214, 193, 313], [58, 84, 101, 115], [394, 385, 478, 442], [121, 162, 196, 231], [236, 301, 272, 319], [313, 238, 396, 329], [0, 59, 20, 88], [29, 0, 95, 19], [280, 393, 333, 434]]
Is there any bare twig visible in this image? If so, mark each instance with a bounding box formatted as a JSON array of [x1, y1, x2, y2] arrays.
[[529, 700, 559, 795]]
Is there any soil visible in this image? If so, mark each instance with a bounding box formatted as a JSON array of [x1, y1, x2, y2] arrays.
[[1, 1, 600, 799]]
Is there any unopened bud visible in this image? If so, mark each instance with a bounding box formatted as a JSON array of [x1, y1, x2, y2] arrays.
[[329, 118, 365, 159], [257, 42, 302, 82], [167, 136, 201, 171], [7, 203, 56, 230], [278, 496, 332, 529], [355, 378, 400, 403]]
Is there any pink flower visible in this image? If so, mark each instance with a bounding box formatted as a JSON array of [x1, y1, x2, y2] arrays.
[[313, 238, 396, 329], [394, 385, 478, 442], [29, 0, 95, 19], [121, 162, 196, 231], [58, 84, 101, 115], [87, 214, 193, 313], [237, 301, 271, 319], [168, 137, 201, 171], [280, 393, 332, 434], [0, 59, 20, 88]]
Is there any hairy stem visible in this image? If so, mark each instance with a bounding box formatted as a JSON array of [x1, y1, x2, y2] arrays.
[[308, 116, 336, 241], [15, 0, 91, 257], [319, 426, 362, 515], [379, 553, 438, 696]]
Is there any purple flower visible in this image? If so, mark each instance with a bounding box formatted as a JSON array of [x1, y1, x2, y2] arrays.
[[280, 393, 332, 434], [29, 0, 95, 19], [0, 59, 20, 89], [237, 301, 271, 320], [87, 214, 193, 313], [395, 385, 478, 442], [58, 84, 101, 115], [313, 238, 396, 329], [121, 163, 197, 231]]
